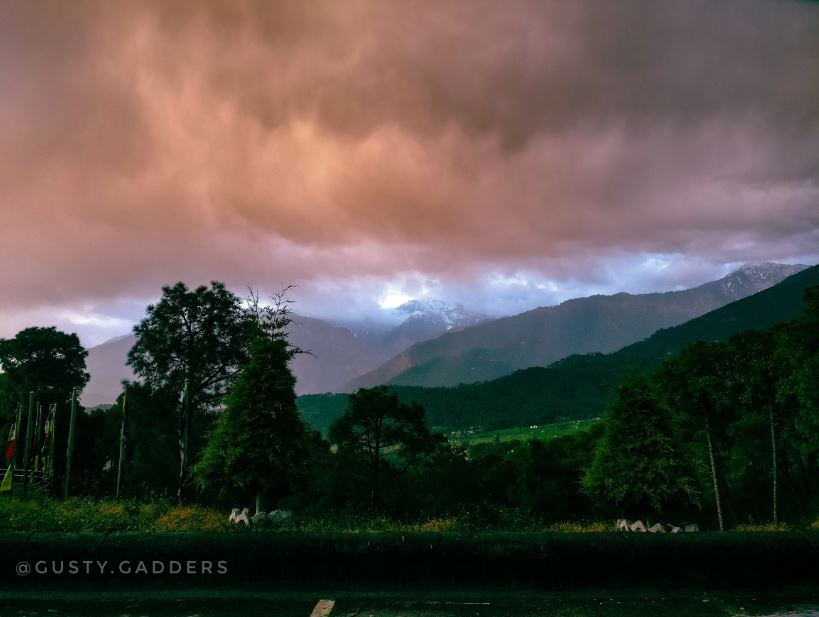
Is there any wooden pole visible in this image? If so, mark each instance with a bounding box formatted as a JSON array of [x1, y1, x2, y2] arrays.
[[48, 404, 57, 492], [769, 404, 778, 526], [13, 403, 22, 468], [183, 380, 190, 475], [11, 403, 22, 498], [115, 387, 127, 499], [63, 390, 77, 500], [21, 392, 34, 498], [705, 409, 724, 532], [33, 402, 43, 472], [177, 380, 190, 504]]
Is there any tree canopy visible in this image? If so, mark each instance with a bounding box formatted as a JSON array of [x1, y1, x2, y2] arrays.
[[0, 326, 89, 410], [330, 386, 439, 509], [127, 281, 249, 409], [195, 288, 309, 510], [584, 377, 698, 517]]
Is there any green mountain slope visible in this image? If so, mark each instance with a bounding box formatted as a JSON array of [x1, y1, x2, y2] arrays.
[[346, 263, 806, 390]]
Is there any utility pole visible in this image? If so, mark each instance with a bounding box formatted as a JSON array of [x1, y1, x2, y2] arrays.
[[63, 389, 77, 500]]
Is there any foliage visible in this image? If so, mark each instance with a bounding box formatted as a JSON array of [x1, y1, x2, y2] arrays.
[[153, 506, 227, 531], [0, 326, 89, 413], [127, 281, 248, 410], [545, 521, 613, 533], [0, 497, 226, 532], [195, 290, 310, 509], [734, 522, 791, 532], [329, 386, 440, 509], [649, 288, 819, 527], [398, 442, 480, 518], [300, 265, 819, 434], [108, 383, 186, 499], [507, 429, 600, 521], [779, 286, 819, 457], [272, 510, 614, 534], [654, 341, 735, 529], [584, 377, 699, 516], [2, 276, 817, 533]]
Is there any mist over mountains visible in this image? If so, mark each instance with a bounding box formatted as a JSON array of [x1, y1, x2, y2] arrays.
[[81, 262, 805, 407], [345, 262, 806, 390], [82, 298, 485, 406]]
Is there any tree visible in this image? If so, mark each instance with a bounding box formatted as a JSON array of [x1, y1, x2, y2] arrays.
[[656, 342, 733, 530], [726, 329, 789, 525], [106, 383, 182, 499], [584, 377, 698, 518], [773, 286, 819, 516], [127, 281, 248, 408], [127, 281, 249, 497], [780, 286, 819, 457], [0, 327, 89, 408], [509, 427, 601, 522], [329, 386, 438, 510], [195, 290, 309, 513]]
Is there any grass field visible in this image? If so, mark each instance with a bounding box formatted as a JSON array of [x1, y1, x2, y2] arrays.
[[444, 418, 600, 446]]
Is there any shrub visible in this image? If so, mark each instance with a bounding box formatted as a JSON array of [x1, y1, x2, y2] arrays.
[[153, 506, 228, 532], [0, 498, 226, 532], [734, 522, 791, 532], [417, 518, 458, 533], [545, 521, 614, 533]]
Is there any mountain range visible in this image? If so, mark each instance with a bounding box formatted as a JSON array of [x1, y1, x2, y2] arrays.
[[298, 262, 819, 434], [81, 299, 485, 406], [343, 263, 806, 390], [81, 262, 805, 407]]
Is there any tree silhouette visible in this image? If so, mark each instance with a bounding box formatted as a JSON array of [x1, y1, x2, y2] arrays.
[[330, 386, 437, 510]]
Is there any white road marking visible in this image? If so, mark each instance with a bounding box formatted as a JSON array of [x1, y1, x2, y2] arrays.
[[310, 598, 336, 617]]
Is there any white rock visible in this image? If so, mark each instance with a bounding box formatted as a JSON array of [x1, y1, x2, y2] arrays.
[[630, 520, 647, 532], [234, 507, 251, 526]]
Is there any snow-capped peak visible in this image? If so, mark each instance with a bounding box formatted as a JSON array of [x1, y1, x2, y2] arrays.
[[721, 262, 807, 298], [394, 299, 484, 331]]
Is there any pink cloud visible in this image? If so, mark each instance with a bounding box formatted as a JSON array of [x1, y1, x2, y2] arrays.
[[0, 0, 816, 334]]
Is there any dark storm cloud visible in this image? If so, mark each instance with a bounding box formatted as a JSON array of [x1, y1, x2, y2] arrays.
[[0, 0, 816, 335]]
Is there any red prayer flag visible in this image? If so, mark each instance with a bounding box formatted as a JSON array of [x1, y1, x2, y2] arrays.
[[4, 425, 15, 461]]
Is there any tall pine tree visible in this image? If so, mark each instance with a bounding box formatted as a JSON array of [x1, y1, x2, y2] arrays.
[[195, 290, 309, 512]]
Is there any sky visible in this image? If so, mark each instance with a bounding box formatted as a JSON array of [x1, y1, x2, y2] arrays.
[[1, 1, 818, 346]]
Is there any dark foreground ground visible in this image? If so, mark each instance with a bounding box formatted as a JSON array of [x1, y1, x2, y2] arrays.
[[1, 532, 816, 616], [0, 589, 818, 617], [1, 531, 817, 590]]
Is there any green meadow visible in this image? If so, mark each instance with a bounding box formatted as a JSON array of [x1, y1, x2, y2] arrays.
[[446, 419, 600, 448]]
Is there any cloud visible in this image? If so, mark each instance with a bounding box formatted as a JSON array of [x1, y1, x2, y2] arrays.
[[0, 0, 817, 341]]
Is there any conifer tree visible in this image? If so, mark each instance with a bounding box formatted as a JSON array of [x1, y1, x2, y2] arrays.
[[195, 289, 308, 512]]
